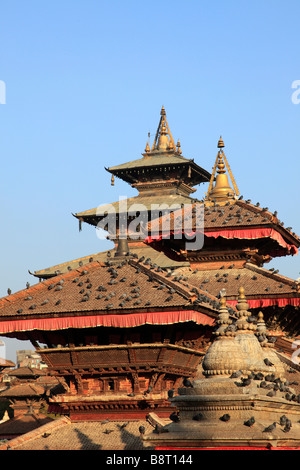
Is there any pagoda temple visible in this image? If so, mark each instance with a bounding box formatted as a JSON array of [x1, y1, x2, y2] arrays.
[[145, 135, 300, 336], [0, 249, 225, 420], [31, 109, 300, 341], [32, 106, 210, 279], [0, 107, 299, 427]]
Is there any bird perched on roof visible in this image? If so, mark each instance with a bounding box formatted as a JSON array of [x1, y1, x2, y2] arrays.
[[193, 413, 203, 421], [230, 370, 243, 379], [244, 417, 255, 427], [264, 358, 274, 367], [183, 378, 193, 388], [169, 412, 180, 422], [254, 372, 264, 381], [103, 429, 114, 434], [241, 377, 251, 386], [7, 288, 11, 295], [139, 425, 145, 435], [280, 415, 288, 426], [263, 422, 276, 432], [118, 422, 129, 430], [220, 414, 230, 422], [283, 420, 292, 433]]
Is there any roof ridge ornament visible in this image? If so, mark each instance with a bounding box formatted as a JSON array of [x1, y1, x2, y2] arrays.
[[205, 137, 239, 204]]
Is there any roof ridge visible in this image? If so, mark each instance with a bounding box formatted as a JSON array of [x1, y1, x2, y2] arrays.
[[128, 259, 193, 300], [236, 201, 300, 241], [245, 262, 299, 287], [128, 259, 231, 312], [33, 251, 106, 274]]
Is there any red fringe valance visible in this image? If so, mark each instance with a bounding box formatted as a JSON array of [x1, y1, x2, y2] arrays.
[[156, 446, 300, 450], [0, 310, 214, 335], [145, 228, 298, 255], [226, 297, 300, 308]]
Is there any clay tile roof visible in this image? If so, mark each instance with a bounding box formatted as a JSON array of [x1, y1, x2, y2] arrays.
[[0, 413, 53, 439], [8, 367, 46, 377], [32, 244, 189, 279], [0, 358, 15, 368], [174, 262, 300, 305], [0, 259, 222, 331], [0, 416, 156, 450], [147, 199, 300, 252], [0, 383, 45, 398]]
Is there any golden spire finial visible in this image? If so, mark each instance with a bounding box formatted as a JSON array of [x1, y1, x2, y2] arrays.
[[145, 141, 150, 153], [217, 136, 225, 148], [205, 136, 239, 204], [150, 106, 176, 152]]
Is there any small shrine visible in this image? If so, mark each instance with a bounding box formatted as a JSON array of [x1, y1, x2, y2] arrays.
[[142, 288, 300, 449]]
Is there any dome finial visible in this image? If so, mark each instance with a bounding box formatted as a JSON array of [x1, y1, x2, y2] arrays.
[[217, 136, 225, 148], [205, 136, 239, 204], [150, 107, 176, 153]]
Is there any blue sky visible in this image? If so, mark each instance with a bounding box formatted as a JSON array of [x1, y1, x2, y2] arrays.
[[1, 0, 300, 360]]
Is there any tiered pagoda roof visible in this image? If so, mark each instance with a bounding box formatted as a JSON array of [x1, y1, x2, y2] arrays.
[[0, 256, 223, 342], [74, 106, 211, 230], [32, 244, 189, 280]]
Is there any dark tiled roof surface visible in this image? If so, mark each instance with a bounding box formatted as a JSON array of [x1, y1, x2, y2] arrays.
[[0, 416, 155, 450], [2, 356, 300, 450], [174, 263, 300, 300], [0, 383, 45, 398], [33, 244, 189, 279], [0, 258, 219, 320], [148, 199, 300, 243], [107, 152, 207, 172], [0, 413, 53, 438], [8, 367, 47, 377], [75, 193, 196, 218]]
